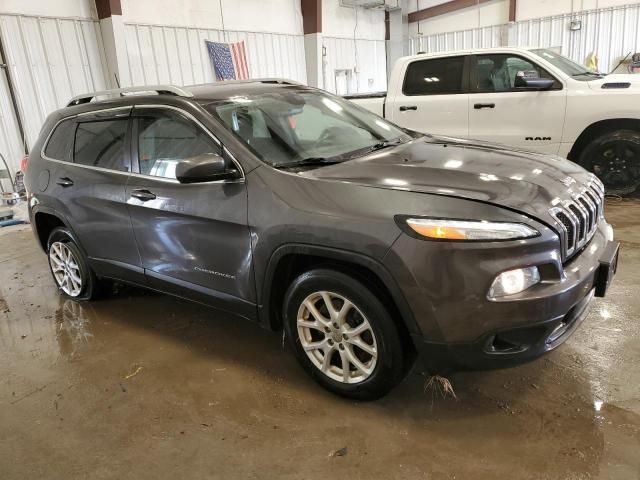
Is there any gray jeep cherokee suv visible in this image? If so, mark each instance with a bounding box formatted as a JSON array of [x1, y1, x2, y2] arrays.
[[25, 80, 619, 399]]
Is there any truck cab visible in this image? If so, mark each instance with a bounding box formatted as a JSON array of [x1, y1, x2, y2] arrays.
[[347, 47, 640, 195]]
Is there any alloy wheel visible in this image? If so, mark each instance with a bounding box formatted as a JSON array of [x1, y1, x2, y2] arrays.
[[296, 291, 378, 384], [49, 242, 83, 297], [591, 140, 640, 193]]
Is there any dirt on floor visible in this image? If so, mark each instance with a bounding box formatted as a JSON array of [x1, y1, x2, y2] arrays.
[[1, 201, 639, 480]]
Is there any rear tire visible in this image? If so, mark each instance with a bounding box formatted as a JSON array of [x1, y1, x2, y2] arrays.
[[283, 269, 405, 400], [578, 129, 640, 195], [47, 227, 103, 301]]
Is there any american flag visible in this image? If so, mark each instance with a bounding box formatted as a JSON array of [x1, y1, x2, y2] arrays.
[[205, 40, 250, 81]]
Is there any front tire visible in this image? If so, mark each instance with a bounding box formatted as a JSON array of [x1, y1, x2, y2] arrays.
[[47, 227, 101, 301], [283, 269, 405, 400], [579, 129, 640, 195]]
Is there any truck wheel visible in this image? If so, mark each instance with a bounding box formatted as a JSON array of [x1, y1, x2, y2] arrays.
[[578, 129, 640, 195], [283, 269, 405, 400], [47, 227, 102, 301]]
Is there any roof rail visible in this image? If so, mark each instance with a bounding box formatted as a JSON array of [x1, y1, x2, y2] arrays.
[[67, 85, 193, 107], [255, 78, 302, 85]]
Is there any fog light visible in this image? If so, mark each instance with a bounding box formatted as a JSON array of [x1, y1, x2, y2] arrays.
[[488, 267, 540, 299]]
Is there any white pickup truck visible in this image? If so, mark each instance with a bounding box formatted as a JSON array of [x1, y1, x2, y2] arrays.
[[347, 47, 640, 194]]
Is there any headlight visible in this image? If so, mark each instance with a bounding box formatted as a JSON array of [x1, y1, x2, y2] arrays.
[[488, 267, 540, 299], [405, 218, 539, 241]]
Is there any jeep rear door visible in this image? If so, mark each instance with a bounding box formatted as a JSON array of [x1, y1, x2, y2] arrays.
[[125, 105, 256, 320], [467, 53, 567, 154], [386, 55, 469, 138], [46, 107, 145, 283]]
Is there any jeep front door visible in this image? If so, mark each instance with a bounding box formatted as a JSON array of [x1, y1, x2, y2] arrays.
[[467, 53, 567, 154], [125, 106, 255, 320]]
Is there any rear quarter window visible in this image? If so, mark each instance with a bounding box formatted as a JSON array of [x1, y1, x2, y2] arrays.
[[43, 118, 76, 161]]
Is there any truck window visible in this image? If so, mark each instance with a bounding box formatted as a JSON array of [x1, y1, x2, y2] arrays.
[[472, 54, 560, 92], [402, 56, 465, 96]]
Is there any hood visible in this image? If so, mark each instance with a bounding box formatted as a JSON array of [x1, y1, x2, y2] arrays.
[[587, 73, 640, 90], [303, 135, 595, 222]]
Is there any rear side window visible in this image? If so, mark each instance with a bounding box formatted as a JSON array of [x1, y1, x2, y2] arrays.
[[136, 111, 221, 179], [44, 119, 75, 161], [403, 56, 465, 96], [74, 119, 129, 172]]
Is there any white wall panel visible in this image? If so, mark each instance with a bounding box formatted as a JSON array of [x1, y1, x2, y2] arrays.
[[409, 24, 505, 55], [408, 3, 640, 74], [0, 13, 108, 176], [124, 23, 307, 87], [322, 36, 387, 94], [508, 4, 640, 72]]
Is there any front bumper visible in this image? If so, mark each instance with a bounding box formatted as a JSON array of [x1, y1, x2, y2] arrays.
[[384, 220, 619, 373]]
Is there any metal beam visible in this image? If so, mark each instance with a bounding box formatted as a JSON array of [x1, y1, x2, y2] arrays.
[[301, 0, 322, 34], [0, 30, 28, 155], [509, 0, 517, 22], [408, 0, 494, 23], [95, 0, 122, 19]]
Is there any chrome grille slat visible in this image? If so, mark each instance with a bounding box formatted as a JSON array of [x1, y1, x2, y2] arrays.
[[583, 190, 600, 220], [550, 176, 605, 262], [568, 202, 587, 244]]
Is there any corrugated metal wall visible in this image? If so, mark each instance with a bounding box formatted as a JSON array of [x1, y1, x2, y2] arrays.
[[409, 3, 640, 73], [322, 36, 387, 94], [0, 13, 109, 176], [509, 4, 640, 72], [124, 23, 307, 87], [409, 24, 505, 55]]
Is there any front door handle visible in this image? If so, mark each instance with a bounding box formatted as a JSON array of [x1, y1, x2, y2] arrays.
[[56, 177, 74, 187], [130, 189, 157, 201], [474, 103, 495, 109], [399, 105, 418, 111]]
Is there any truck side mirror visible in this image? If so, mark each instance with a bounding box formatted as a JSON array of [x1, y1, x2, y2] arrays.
[[514, 70, 555, 90]]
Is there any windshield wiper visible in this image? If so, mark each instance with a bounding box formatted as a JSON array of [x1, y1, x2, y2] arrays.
[[273, 157, 343, 169], [369, 137, 405, 152]]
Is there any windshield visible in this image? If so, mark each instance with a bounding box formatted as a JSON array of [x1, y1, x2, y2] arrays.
[[529, 48, 604, 81], [205, 88, 411, 168]]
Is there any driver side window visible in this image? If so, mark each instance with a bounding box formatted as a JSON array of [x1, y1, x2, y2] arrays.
[[473, 54, 559, 92]]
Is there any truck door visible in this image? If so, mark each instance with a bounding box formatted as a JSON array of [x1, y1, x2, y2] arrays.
[[467, 53, 567, 153], [387, 55, 469, 138]]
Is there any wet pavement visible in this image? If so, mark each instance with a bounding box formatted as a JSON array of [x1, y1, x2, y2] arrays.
[[1, 201, 639, 480]]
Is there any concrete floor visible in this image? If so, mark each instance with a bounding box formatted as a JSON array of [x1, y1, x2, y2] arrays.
[[1, 202, 639, 480]]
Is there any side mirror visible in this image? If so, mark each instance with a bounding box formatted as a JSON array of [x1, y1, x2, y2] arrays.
[[175, 153, 239, 184], [514, 70, 555, 90]]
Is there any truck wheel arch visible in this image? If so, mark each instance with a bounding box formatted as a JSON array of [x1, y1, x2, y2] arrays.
[[568, 118, 640, 161]]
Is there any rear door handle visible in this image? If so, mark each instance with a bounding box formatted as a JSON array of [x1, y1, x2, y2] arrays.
[[130, 189, 157, 201], [56, 177, 74, 187], [474, 103, 495, 109], [399, 105, 418, 111]]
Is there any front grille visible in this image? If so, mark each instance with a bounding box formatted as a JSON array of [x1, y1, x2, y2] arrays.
[[550, 176, 605, 261]]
